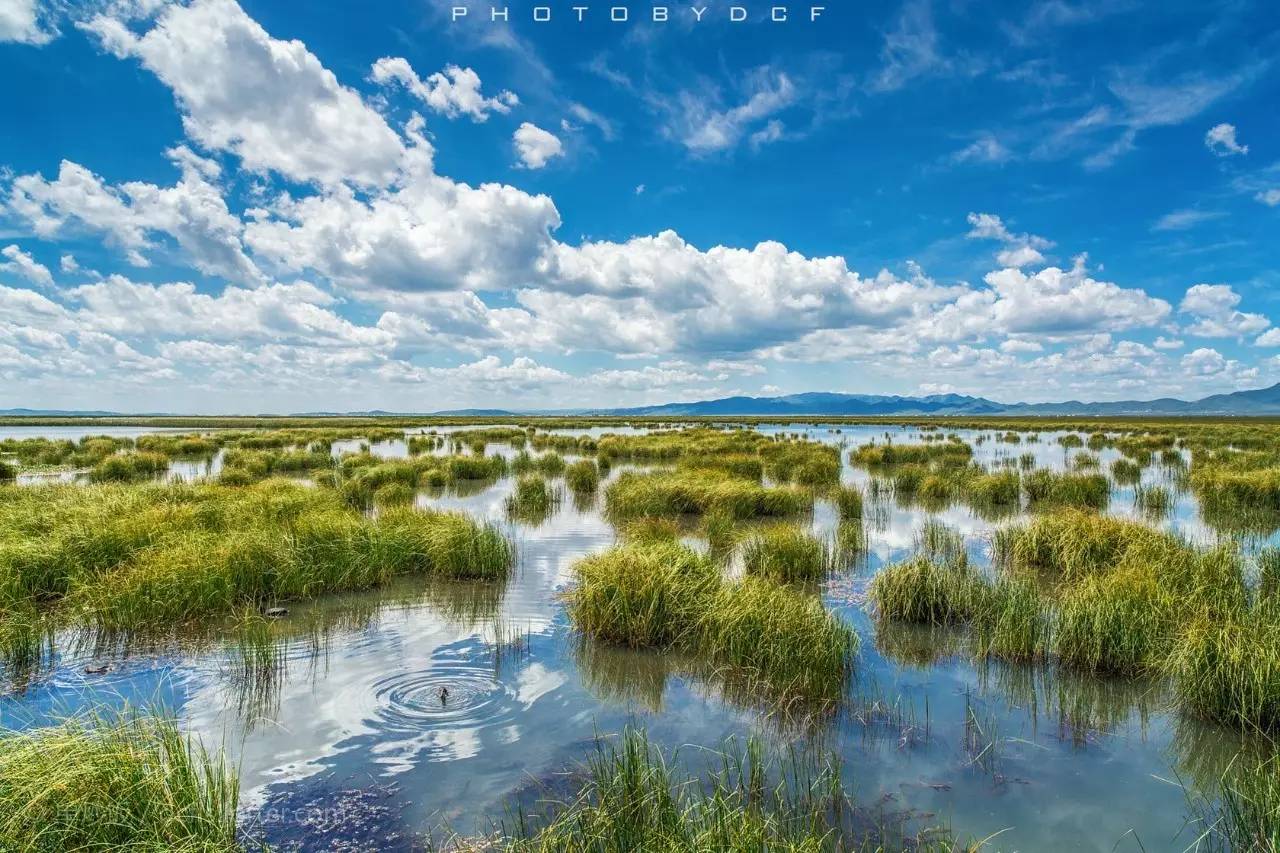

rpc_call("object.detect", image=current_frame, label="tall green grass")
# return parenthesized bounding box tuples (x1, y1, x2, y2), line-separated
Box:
(741, 525, 832, 583)
(0, 714, 241, 851)
(605, 471, 811, 521)
(567, 542, 856, 704)
(0, 481, 514, 633)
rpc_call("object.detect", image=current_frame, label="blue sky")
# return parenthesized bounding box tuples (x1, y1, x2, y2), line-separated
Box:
(1, 0, 1279, 412)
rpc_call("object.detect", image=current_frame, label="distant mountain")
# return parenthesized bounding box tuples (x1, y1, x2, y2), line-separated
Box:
(589, 382, 1280, 417)
(8, 382, 1280, 418)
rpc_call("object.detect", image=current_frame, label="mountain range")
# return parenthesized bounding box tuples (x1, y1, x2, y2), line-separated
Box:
(7, 383, 1280, 418)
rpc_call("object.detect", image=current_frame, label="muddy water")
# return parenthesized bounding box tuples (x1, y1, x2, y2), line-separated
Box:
(0, 424, 1267, 851)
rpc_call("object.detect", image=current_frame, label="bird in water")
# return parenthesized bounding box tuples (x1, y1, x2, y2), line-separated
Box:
(437, 686, 449, 705)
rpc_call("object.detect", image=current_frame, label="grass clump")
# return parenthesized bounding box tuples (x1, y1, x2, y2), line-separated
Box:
(506, 475, 561, 522)
(1167, 609, 1280, 729)
(833, 485, 863, 519)
(870, 556, 979, 625)
(88, 451, 170, 483)
(605, 471, 811, 522)
(741, 525, 832, 583)
(1024, 470, 1109, 509)
(0, 714, 241, 851)
(565, 459, 600, 494)
(850, 440, 972, 466)
(0, 460, 15, 481)
(567, 542, 856, 705)
(0, 481, 514, 632)
(1111, 458, 1142, 484)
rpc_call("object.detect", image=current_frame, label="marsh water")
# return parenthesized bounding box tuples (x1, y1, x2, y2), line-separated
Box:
(0, 423, 1268, 851)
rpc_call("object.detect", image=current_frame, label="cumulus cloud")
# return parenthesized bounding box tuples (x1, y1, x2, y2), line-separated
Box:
(1, 0, 1251, 410)
(0, 0, 56, 44)
(966, 212, 1053, 267)
(0, 245, 54, 288)
(370, 58, 517, 121)
(513, 122, 564, 169)
(82, 0, 406, 187)
(1205, 123, 1248, 156)
(1179, 283, 1270, 338)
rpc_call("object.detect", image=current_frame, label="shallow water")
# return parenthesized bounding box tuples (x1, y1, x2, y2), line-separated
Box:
(0, 424, 1269, 850)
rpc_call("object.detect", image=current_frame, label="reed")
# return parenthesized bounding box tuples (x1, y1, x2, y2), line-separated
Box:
(506, 475, 560, 522)
(1111, 458, 1142, 484)
(0, 714, 241, 851)
(1167, 608, 1280, 729)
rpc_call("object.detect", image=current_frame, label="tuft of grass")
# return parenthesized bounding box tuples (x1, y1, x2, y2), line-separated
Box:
(833, 485, 863, 520)
(1135, 485, 1172, 517)
(0, 460, 15, 481)
(1167, 608, 1280, 729)
(741, 525, 832, 583)
(374, 481, 415, 507)
(567, 542, 856, 705)
(506, 475, 561, 523)
(0, 481, 513, 632)
(870, 556, 979, 625)
(0, 714, 242, 851)
(1111, 458, 1142, 485)
(89, 451, 170, 483)
(605, 471, 812, 521)
(565, 459, 600, 494)
(1023, 470, 1110, 509)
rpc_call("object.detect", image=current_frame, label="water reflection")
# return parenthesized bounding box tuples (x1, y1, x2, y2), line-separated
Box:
(3, 422, 1278, 851)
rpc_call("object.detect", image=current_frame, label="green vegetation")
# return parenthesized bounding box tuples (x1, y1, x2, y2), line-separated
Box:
(0, 714, 240, 852)
(833, 485, 863, 519)
(0, 480, 513, 634)
(507, 475, 561, 522)
(565, 459, 600, 494)
(1023, 470, 1109, 509)
(89, 451, 170, 483)
(505, 728, 956, 852)
(567, 541, 856, 704)
(741, 525, 832, 583)
(605, 471, 811, 521)
(850, 440, 972, 466)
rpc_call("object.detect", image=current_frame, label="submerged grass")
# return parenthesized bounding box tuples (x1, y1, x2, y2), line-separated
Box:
(0, 713, 241, 852)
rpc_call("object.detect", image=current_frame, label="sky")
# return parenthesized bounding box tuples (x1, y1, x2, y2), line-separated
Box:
(1, 0, 1279, 413)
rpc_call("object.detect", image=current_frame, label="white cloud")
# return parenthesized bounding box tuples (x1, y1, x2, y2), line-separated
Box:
(82, 0, 406, 187)
(9, 153, 263, 284)
(1153, 335, 1183, 350)
(966, 212, 1053, 267)
(0, 0, 56, 44)
(1205, 123, 1248, 156)
(949, 134, 1011, 165)
(513, 122, 564, 169)
(370, 58, 517, 121)
(1152, 208, 1225, 232)
(1255, 328, 1280, 347)
(0, 245, 54, 288)
(1257, 189, 1280, 207)
(657, 69, 795, 154)
(1179, 283, 1269, 338)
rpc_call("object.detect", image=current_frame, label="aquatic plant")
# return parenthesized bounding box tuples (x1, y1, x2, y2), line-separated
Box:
(506, 475, 561, 522)
(1167, 608, 1280, 729)
(0, 714, 241, 851)
(1111, 458, 1142, 484)
(850, 440, 972, 466)
(88, 451, 169, 483)
(605, 471, 811, 521)
(870, 556, 980, 625)
(741, 525, 831, 583)
(0, 481, 514, 632)
(503, 728, 956, 852)
(1134, 485, 1171, 517)
(0, 460, 15, 481)
(567, 542, 856, 703)
(565, 459, 600, 494)
(833, 485, 863, 520)
(1023, 470, 1109, 509)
